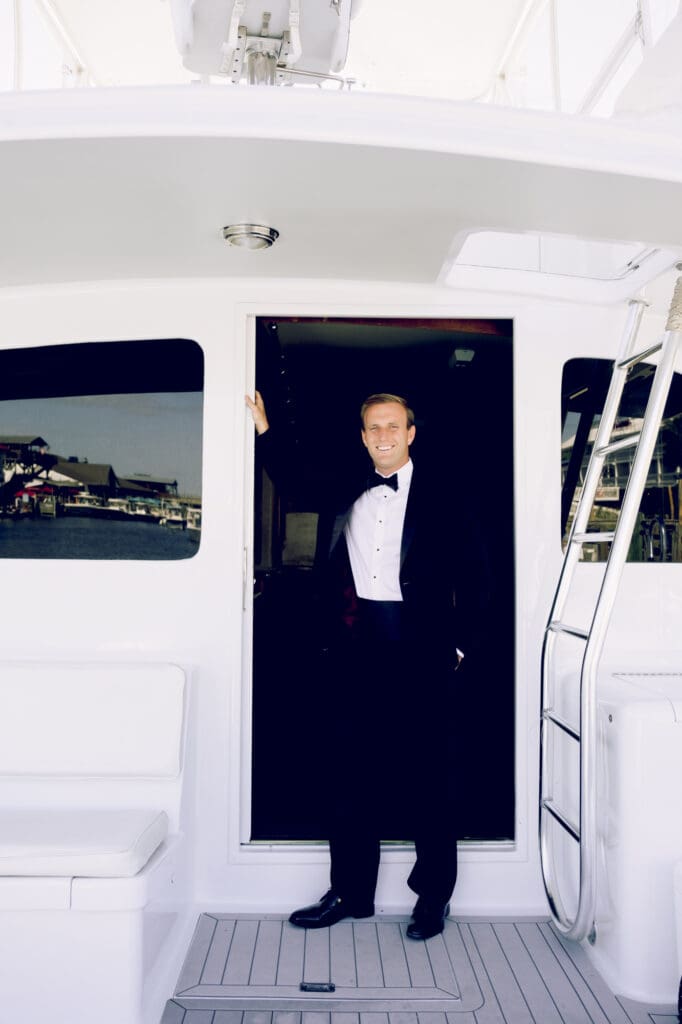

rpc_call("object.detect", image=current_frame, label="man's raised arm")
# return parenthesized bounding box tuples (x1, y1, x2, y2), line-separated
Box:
(245, 390, 270, 435)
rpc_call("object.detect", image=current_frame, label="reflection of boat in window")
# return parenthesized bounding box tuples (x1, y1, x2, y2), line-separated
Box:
(562, 358, 682, 561)
(105, 498, 133, 519)
(61, 492, 109, 517)
(62, 492, 130, 520)
(128, 498, 163, 521)
(159, 504, 187, 528)
(186, 507, 202, 534)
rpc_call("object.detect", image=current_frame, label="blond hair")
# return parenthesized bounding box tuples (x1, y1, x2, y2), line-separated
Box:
(360, 393, 415, 428)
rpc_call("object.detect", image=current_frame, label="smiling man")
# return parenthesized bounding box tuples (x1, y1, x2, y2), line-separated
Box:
(361, 395, 415, 475)
(247, 389, 489, 939)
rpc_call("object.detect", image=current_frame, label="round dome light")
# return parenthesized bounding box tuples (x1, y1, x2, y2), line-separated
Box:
(222, 224, 279, 250)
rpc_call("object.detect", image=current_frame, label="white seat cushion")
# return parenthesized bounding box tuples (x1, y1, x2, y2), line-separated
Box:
(0, 809, 168, 877)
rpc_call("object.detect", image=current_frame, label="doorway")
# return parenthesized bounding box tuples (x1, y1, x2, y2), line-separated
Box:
(250, 317, 514, 842)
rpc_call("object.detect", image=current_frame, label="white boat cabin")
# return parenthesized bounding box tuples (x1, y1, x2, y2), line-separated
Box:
(1, 2, 682, 1022)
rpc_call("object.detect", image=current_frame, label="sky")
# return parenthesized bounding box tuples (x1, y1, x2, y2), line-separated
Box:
(0, 392, 203, 497)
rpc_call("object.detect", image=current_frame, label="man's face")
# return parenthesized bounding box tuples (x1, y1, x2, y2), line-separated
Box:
(361, 401, 415, 476)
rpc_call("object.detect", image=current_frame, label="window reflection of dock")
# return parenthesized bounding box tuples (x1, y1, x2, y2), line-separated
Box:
(1, 435, 201, 536)
(561, 358, 682, 563)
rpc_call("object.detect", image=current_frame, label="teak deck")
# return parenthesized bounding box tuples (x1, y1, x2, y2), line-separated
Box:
(162, 915, 678, 1023)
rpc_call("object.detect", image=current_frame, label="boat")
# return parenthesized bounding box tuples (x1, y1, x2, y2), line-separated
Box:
(105, 497, 134, 519)
(128, 498, 164, 521)
(186, 506, 202, 535)
(1, 1, 682, 1022)
(159, 504, 187, 528)
(62, 492, 131, 520)
(61, 491, 111, 517)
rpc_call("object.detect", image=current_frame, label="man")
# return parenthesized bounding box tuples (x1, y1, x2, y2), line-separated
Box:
(246, 389, 488, 940)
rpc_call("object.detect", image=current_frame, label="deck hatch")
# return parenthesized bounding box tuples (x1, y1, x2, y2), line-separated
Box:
(173, 914, 480, 1011)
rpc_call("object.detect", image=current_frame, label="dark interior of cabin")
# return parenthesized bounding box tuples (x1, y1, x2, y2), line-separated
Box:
(251, 317, 515, 843)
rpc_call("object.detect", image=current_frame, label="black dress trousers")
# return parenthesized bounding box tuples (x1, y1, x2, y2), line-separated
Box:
(326, 597, 459, 908)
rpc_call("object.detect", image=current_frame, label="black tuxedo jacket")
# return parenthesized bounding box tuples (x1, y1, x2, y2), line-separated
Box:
(257, 430, 491, 668)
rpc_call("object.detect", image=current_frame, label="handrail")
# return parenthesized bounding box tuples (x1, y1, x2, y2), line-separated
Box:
(540, 299, 645, 939)
(540, 275, 682, 942)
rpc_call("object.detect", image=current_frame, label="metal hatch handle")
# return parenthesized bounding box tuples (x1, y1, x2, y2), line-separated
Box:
(540, 272, 682, 943)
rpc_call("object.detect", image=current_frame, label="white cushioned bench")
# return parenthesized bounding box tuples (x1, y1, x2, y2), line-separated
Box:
(0, 808, 169, 877)
(0, 661, 189, 1024)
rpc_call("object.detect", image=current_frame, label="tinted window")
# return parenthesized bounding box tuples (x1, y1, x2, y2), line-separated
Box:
(562, 357, 682, 562)
(0, 339, 203, 560)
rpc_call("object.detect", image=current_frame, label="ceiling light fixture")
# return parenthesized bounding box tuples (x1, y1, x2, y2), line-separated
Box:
(448, 347, 476, 369)
(222, 224, 279, 250)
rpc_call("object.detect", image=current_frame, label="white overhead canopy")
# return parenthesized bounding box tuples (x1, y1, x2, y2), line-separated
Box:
(8, 0, 531, 91)
(19, 0, 191, 87)
(1, 86, 681, 294)
(4, 0, 679, 113)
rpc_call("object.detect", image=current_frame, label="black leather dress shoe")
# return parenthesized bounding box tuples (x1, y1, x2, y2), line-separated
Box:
(289, 890, 374, 929)
(406, 898, 451, 940)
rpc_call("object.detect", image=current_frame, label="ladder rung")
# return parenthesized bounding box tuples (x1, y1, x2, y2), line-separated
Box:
(595, 432, 641, 457)
(543, 710, 580, 741)
(572, 531, 615, 544)
(548, 621, 589, 641)
(542, 800, 580, 842)
(617, 341, 662, 370)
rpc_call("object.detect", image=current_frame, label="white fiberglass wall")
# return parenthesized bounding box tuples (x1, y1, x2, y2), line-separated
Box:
(0, 275, 677, 916)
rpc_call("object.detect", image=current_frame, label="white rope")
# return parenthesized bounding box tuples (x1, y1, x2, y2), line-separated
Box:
(666, 275, 682, 332)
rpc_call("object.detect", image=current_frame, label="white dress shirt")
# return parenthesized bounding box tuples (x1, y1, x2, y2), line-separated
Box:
(344, 460, 413, 601)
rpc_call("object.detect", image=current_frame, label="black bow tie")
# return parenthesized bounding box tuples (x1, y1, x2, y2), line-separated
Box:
(367, 472, 398, 492)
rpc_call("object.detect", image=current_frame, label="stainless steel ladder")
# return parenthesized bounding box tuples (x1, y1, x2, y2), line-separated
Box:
(540, 272, 682, 943)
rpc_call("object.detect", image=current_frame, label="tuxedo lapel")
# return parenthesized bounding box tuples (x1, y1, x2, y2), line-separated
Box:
(329, 509, 351, 555)
(328, 471, 370, 556)
(400, 463, 419, 569)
